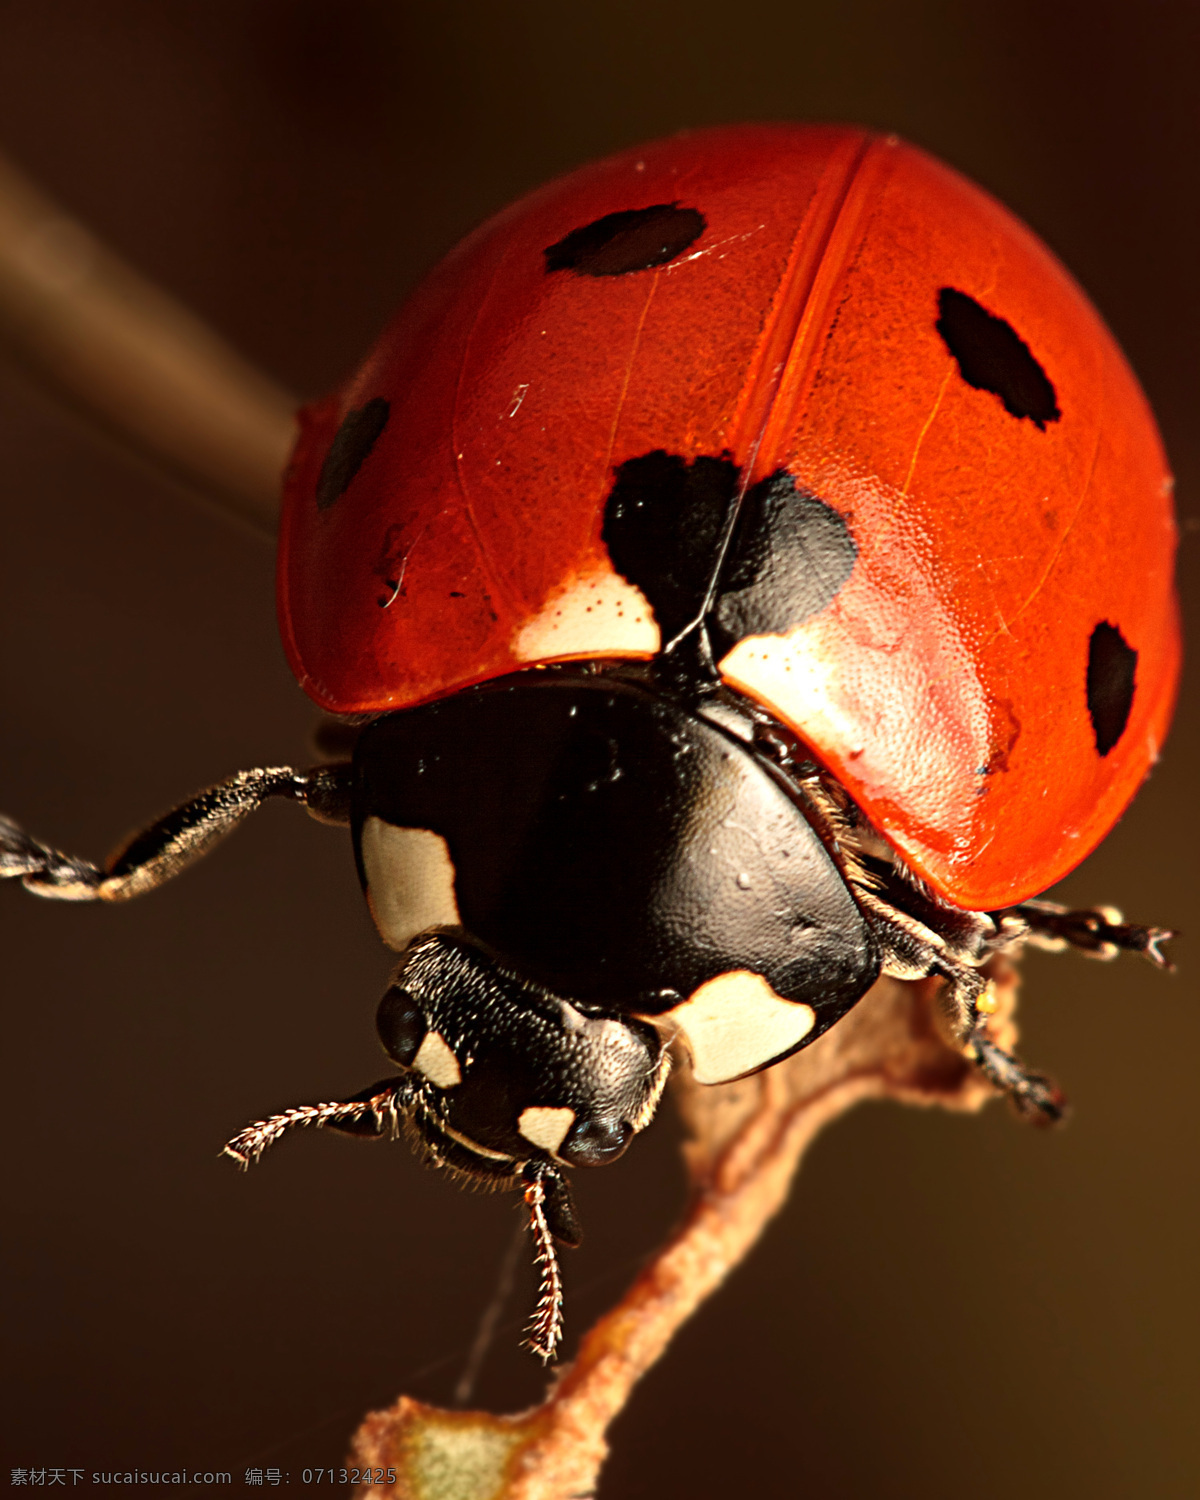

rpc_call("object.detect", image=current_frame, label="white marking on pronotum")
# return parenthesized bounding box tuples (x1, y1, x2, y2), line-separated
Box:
(360, 819, 461, 952)
(517, 1106, 576, 1155)
(507, 383, 530, 417)
(663, 970, 816, 1084)
(413, 1030, 462, 1089)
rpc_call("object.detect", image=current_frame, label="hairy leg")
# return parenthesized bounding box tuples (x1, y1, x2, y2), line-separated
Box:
(997, 898, 1175, 969)
(0, 762, 352, 901)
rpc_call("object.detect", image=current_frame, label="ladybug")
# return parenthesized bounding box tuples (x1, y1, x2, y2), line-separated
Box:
(1, 125, 1179, 1360)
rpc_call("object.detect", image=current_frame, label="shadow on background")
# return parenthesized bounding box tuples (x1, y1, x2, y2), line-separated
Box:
(1, 2, 1196, 1495)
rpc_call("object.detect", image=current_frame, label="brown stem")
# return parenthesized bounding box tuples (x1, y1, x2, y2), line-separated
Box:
(0, 149, 296, 539)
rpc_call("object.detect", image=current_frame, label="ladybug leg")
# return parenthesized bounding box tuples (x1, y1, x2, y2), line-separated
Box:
(842, 844, 1083, 1123)
(995, 898, 1175, 970)
(852, 883, 1067, 1123)
(964, 1028, 1067, 1125)
(935, 961, 1067, 1124)
(0, 762, 352, 903)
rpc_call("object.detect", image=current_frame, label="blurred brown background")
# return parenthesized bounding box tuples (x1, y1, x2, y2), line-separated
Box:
(1, 2, 1196, 1494)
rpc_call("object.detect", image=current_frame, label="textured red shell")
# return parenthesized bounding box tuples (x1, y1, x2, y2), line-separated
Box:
(279, 124, 1179, 912)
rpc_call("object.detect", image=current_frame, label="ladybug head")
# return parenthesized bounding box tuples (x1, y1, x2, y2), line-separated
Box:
(375, 928, 670, 1174)
(222, 926, 670, 1361)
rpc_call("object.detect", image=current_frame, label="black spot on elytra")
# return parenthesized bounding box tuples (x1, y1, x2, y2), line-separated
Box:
(936, 288, 1060, 430)
(544, 204, 706, 277)
(603, 451, 856, 656)
(1087, 621, 1137, 756)
(316, 397, 390, 510)
(711, 471, 857, 656)
(603, 451, 738, 643)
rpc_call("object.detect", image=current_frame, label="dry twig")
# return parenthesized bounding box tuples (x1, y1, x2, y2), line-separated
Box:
(348, 963, 1018, 1499)
(0, 149, 295, 539)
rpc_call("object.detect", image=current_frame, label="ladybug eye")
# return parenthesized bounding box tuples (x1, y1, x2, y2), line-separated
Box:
(558, 1117, 633, 1167)
(375, 984, 427, 1067)
(936, 287, 1060, 430)
(544, 204, 705, 277)
(1087, 621, 1138, 757)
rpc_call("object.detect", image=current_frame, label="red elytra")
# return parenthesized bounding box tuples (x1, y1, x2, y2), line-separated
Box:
(278, 124, 1180, 914)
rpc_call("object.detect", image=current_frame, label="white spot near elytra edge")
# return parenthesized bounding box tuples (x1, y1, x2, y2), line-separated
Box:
(513, 569, 659, 662)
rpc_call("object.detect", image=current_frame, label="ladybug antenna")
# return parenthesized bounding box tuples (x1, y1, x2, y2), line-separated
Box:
(222, 1077, 410, 1167)
(521, 1165, 573, 1364)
